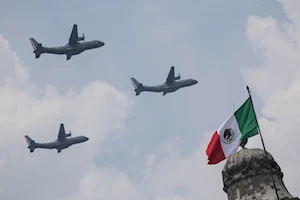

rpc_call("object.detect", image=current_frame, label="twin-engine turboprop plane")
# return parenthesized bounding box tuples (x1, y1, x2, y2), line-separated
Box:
(131, 66, 198, 96)
(24, 124, 89, 153)
(29, 24, 105, 60)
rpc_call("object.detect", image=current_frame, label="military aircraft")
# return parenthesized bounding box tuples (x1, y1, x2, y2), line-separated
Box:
(24, 124, 89, 153)
(130, 66, 198, 96)
(29, 24, 105, 60)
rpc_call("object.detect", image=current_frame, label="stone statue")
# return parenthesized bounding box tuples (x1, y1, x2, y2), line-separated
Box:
(240, 138, 248, 148)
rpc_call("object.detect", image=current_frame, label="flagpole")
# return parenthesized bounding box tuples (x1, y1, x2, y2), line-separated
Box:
(246, 86, 280, 200)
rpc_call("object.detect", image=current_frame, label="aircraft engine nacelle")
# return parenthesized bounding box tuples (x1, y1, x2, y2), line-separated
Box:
(65, 130, 72, 137)
(174, 74, 181, 80)
(77, 34, 85, 41)
(65, 131, 72, 137)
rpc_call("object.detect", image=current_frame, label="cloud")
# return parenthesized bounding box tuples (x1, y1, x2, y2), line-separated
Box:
(241, 15, 300, 101)
(278, 0, 300, 20)
(0, 34, 130, 200)
(241, 0, 300, 197)
(63, 164, 145, 200)
(66, 132, 226, 200)
(139, 134, 225, 200)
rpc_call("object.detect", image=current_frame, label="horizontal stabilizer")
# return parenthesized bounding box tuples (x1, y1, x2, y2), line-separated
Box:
(24, 135, 34, 145)
(130, 78, 141, 89)
(24, 135, 36, 153)
(29, 38, 42, 51)
(29, 38, 42, 59)
(130, 78, 143, 96)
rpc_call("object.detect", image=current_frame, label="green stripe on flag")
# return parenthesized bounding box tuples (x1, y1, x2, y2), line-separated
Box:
(234, 97, 258, 141)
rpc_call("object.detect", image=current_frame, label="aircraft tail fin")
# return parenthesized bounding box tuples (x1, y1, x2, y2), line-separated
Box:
(24, 135, 36, 153)
(130, 78, 143, 96)
(29, 38, 43, 59)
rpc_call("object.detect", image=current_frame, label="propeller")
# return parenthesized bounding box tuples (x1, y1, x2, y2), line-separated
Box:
(65, 130, 72, 137)
(82, 33, 85, 40)
(176, 73, 181, 79)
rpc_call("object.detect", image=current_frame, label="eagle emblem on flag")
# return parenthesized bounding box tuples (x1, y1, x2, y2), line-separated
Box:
(222, 128, 237, 144)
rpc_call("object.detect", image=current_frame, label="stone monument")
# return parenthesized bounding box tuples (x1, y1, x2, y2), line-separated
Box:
(222, 147, 299, 200)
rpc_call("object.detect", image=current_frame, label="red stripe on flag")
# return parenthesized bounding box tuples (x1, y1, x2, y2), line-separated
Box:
(206, 131, 226, 164)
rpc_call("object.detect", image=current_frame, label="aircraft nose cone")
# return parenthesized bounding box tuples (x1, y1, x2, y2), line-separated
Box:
(98, 41, 105, 47)
(84, 137, 89, 141)
(95, 41, 104, 47)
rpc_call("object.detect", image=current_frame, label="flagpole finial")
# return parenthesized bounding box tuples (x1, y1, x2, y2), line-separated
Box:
(246, 86, 251, 97)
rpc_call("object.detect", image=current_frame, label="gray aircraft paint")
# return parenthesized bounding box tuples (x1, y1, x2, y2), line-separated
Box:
(29, 24, 105, 60)
(24, 123, 89, 153)
(131, 66, 198, 96)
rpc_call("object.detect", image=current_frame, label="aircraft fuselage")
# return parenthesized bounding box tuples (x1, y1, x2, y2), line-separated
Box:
(33, 136, 89, 151)
(30, 24, 105, 60)
(131, 66, 197, 96)
(41, 40, 104, 55)
(142, 79, 198, 94)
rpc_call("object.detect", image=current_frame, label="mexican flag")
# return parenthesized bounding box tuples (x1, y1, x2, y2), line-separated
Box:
(206, 97, 258, 164)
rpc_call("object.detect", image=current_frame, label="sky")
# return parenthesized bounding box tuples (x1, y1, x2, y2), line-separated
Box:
(0, 0, 299, 199)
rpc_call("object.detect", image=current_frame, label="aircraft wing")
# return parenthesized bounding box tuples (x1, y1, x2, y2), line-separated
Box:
(166, 66, 175, 84)
(68, 24, 78, 44)
(58, 124, 66, 141)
